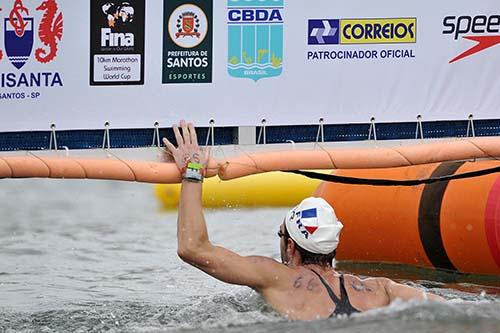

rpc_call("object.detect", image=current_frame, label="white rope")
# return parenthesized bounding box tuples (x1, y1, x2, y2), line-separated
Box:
(102, 121, 111, 150)
(466, 114, 476, 138)
(368, 117, 377, 141)
(415, 114, 424, 139)
(152, 121, 161, 148)
(49, 124, 58, 151)
(205, 119, 215, 146)
(315, 118, 325, 143)
(257, 118, 267, 145)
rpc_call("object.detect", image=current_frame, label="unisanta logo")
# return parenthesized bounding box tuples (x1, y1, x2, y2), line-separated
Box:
(308, 18, 416, 45)
(443, 15, 500, 63)
(3, 0, 63, 68)
(1, 0, 63, 90)
(168, 4, 208, 49)
(227, 0, 283, 82)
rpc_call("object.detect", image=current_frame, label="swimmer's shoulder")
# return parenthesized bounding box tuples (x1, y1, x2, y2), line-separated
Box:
(343, 274, 390, 294)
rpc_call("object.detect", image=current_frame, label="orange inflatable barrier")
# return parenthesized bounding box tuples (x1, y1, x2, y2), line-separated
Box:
(314, 160, 500, 276)
(218, 137, 500, 179)
(0, 156, 219, 183)
(1, 137, 500, 183)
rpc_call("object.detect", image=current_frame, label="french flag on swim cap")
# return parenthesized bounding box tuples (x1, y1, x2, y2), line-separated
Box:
(285, 197, 344, 255)
(299, 208, 319, 235)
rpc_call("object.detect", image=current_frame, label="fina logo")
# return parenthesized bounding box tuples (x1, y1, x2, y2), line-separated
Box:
(227, 0, 283, 82)
(101, 2, 135, 47)
(2, 0, 63, 69)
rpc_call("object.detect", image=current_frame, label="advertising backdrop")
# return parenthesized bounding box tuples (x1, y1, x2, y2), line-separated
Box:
(0, 0, 499, 131)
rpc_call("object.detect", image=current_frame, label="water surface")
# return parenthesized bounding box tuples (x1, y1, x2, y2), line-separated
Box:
(0, 179, 499, 332)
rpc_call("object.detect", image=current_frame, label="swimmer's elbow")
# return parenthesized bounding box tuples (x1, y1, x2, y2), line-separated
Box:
(177, 247, 192, 262)
(177, 243, 212, 265)
(177, 246, 200, 263)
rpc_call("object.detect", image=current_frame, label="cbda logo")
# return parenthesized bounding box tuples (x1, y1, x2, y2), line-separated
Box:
(443, 15, 500, 63)
(227, 0, 283, 82)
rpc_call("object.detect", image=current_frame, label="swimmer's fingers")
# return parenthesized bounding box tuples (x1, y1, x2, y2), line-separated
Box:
(162, 137, 176, 153)
(180, 120, 191, 145)
(203, 146, 211, 166)
(173, 124, 183, 146)
(188, 122, 198, 147)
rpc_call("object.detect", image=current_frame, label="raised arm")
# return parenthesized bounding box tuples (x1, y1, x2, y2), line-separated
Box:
(163, 121, 287, 291)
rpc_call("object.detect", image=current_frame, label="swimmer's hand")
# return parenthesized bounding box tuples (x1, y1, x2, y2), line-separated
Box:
(162, 120, 210, 171)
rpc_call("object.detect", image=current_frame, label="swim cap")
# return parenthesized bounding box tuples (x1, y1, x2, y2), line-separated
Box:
(284, 197, 343, 255)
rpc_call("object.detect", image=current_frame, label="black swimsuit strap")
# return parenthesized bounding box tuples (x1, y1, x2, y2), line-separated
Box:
(339, 274, 350, 300)
(310, 269, 341, 303)
(309, 269, 360, 316)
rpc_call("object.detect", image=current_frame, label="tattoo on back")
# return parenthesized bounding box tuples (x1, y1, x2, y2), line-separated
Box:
(293, 277, 303, 288)
(306, 278, 315, 291)
(351, 280, 373, 292)
(293, 276, 317, 291)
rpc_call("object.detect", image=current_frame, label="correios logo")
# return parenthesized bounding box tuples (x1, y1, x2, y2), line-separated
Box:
(443, 15, 500, 63)
(0, 0, 63, 90)
(309, 18, 416, 45)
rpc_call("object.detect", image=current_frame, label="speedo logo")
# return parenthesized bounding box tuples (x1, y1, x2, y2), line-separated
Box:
(443, 15, 500, 63)
(308, 18, 416, 45)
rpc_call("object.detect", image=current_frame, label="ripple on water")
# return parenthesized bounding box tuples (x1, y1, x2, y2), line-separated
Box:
(1, 248, 46, 256)
(1, 292, 500, 333)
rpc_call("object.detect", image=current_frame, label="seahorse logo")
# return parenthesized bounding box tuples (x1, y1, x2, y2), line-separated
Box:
(35, 0, 63, 63)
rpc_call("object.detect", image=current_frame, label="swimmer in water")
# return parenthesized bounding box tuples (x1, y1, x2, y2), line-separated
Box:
(163, 120, 444, 321)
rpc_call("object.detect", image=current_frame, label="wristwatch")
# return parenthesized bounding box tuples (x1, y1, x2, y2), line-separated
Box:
(182, 162, 205, 183)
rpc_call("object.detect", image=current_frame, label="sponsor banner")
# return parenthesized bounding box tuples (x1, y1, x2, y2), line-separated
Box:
(0, 0, 499, 132)
(227, 0, 284, 82)
(162, 0, 212, 84)
(90, 0, 145, 85)
(442, 15, 500, 63)
(307, 17, 416, 62)
(308, 18, 416, 45)
(0, 0, 64, 102)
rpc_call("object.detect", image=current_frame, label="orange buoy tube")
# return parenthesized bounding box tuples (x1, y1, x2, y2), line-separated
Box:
(1, 137, 500, 184)
(219, 137, 500, 179)
(314, 160, 500, 276)
(0, 156, 218, 184)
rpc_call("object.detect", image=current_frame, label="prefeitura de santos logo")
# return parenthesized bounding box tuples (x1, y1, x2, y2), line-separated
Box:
(168, 4, 208, 48)
(0, 0, 63, 95)
(162, 0, 212, 84)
